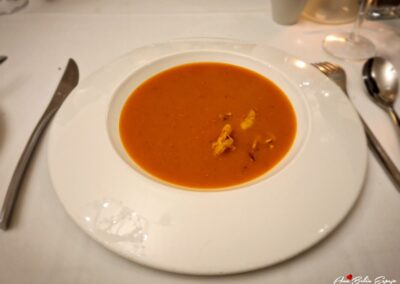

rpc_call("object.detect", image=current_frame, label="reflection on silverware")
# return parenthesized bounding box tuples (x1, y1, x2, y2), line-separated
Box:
(0, 56, 7, 64)
(362, 57, 400, 131)
(313, 62, 400, 192)
(0, 59, 79, 230)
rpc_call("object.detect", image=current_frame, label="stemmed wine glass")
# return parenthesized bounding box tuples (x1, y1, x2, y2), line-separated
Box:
(323, 0, 376, 61)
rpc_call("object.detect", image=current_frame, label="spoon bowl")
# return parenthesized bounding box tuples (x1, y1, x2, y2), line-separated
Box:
(362, 56, 400, 130)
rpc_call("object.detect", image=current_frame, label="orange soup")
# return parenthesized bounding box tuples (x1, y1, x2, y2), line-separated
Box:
(119, 62, 296, 190)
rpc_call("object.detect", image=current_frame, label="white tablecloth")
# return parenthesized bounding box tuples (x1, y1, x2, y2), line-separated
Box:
(1, 1, 400, 283)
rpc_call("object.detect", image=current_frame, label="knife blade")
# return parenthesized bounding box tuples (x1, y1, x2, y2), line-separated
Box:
(0, 59, 79, 230)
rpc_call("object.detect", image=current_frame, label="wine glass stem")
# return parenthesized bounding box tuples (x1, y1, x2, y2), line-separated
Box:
(349, 0, 373, 42)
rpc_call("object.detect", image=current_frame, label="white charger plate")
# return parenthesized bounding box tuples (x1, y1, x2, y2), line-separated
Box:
(47, 38, 367, 275)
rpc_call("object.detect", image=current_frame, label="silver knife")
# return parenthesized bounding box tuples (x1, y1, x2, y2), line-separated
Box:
(0, 59, 79, 230)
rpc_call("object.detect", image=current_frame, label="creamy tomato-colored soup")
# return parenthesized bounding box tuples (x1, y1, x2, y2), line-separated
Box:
(119, 62, 296, 190)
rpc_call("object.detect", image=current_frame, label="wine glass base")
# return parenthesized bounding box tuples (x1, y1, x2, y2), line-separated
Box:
(323, 32, 376, 61)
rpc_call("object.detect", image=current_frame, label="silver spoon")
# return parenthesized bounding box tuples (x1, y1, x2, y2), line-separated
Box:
(362, 57, 400, 130)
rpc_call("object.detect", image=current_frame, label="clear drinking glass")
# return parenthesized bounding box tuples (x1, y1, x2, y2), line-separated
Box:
(0, 0, 28, 15)
(323, 0, 376, 60)
(303, 0, 360, 25)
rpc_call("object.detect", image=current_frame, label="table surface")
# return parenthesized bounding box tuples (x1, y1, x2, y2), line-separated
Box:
(1, 1, 400, 283)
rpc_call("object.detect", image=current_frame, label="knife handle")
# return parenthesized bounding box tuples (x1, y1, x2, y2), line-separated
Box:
(0, 108, 57, 230)
(362, 117, 400, 191)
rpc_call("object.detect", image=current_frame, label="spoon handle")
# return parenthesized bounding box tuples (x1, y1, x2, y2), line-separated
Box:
(388, 107, 400, 130)
(363, 118, 400, 191)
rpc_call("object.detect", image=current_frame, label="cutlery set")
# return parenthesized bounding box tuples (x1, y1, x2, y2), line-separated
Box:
(0, 54, 399, 231)
(313, 61, 400, 191)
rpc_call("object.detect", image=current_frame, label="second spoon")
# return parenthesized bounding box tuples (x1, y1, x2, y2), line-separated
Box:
(362, 56, 400, 130)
